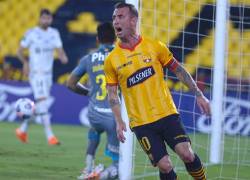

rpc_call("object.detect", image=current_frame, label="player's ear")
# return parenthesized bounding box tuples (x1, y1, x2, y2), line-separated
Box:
(131, 16, 138, 27)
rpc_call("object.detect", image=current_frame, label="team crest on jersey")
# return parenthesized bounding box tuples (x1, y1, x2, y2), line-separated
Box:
(127, 66, 155, 88)
(143, 58, 151, 63)
(142, 55, 152, 63)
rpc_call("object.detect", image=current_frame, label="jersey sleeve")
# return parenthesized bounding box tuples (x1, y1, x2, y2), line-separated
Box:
(20, 30, 32, 48)
(71, 55, 89, 77)
(104, 55, 118, 85)
(157, 41, 173, 67)
(53, 30, 63, 48)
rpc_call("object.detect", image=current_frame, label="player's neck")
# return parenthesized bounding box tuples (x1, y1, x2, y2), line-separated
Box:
(119, 34, 141, 50)
(39, 25, 49, 31)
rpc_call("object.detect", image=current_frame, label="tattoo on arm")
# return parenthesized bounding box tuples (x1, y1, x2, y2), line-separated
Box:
(174, 65, 202, 96)
(107, 86, 120, 107)
(109, 99, 120, 107)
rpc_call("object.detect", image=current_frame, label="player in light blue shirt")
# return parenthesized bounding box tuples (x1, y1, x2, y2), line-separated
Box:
(67, 22, 119, 180)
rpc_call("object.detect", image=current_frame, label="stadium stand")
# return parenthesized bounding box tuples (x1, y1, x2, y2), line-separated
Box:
(140, 0, 250, 91)
(0, 0, 119, 82)
(0, 0, 249, 87)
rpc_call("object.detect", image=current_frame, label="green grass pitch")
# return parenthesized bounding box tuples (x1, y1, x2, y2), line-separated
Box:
(0, 122, 249, 180)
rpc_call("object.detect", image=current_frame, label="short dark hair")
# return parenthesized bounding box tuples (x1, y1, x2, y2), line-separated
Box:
(114, 2, 138, 18)
(97, 22, 116, 43)
(40, 9, 52, 17)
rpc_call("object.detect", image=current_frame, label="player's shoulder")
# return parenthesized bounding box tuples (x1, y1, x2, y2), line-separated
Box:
(24, 27, 38, 36)
(142, 36, 162, 45)
(47, 27, 60, 34)
(143, 36, 169, 51)
(106, 42, 120, 56)
(105, 47, 116, 62)
(89, 48, 98, 54)
(79, 54, 91, 64)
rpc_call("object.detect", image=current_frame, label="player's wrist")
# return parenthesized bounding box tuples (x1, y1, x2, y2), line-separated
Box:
(115, 116, 124, 124)
(194, 88, 203, 97)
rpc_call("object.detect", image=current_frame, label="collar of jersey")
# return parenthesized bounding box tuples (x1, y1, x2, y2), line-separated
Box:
(118, 36, 142, 51)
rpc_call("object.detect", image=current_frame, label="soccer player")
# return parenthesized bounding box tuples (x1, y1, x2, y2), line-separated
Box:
(67, 22, 119, 180)
(104, 2, 211, 180)
(16, 9, 68, 145)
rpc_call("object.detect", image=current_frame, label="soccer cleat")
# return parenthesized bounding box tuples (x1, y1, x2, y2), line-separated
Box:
(15, 128, 28, 143)
(77, 166, 94, 180)
(99, 164, 118, 180)
(77, 164, 105, 180)
(77, 169, 91, 180)
(48, 136, 60, 145)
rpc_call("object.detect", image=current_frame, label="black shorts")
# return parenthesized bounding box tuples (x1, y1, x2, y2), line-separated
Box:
(132, 114, 190, 166)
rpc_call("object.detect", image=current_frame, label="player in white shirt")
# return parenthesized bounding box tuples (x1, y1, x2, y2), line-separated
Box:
(16, 9, 68, 145)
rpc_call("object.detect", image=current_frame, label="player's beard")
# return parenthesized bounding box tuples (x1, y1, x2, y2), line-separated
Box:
(40, 23, 51, 30)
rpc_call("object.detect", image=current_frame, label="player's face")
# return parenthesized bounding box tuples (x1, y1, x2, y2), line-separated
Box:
(39, 14, 53, 29)
(112, 7, 136, 39)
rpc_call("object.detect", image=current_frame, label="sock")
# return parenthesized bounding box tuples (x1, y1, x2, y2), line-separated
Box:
(87, 129, 100, 155)
(19, 119, 29, 133)
(36, 99, 54, 140)
(85, 154, 94, 173)
(159, 169, 177, 180)
(42, 114, 54, 139)
(185, 154, 206, 180)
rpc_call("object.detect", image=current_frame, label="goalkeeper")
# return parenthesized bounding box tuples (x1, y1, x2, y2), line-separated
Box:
(104, 2, 211, 180)
(67, 22, 119, 180)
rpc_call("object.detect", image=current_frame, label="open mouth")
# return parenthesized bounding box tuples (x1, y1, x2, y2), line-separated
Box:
(116, 27, 122, 34)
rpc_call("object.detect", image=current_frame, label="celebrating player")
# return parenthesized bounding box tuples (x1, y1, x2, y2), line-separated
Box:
(16, 9, 68, 145)
(67, 22, 119, 180)
(104, 2, 211, 180)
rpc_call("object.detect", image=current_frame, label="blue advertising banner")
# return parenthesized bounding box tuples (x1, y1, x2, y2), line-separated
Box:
(1, 80, 250, 136)
(0, 80, 89, 126)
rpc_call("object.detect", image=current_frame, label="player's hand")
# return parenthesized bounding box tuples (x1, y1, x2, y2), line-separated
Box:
(116, 120, 127, 143)
(22, 62, 29, 77)
(197, 95, 211, 115)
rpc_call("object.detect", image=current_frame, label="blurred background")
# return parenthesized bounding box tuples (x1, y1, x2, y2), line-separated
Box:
(0, 0, 120, 83)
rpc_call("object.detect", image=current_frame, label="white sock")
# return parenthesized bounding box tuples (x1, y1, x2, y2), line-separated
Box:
(35, 99, 54, 140)
(86, 154, 94, 173)
(42, 114, 54, 139)
(19, 119, 29, 132)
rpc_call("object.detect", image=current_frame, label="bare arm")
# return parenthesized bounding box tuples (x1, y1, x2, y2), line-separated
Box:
(17, 46, 28, 64)
(66, 74, 89, 95)
(107, 85, 126, 142)
(56, 48, 68, 64)
(170, 58, 211, 115)
(17, 46, 29, 76)
(173, 60, 202, 97)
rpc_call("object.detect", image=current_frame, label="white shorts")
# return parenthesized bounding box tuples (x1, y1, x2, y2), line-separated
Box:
(29, 73, 52, 100)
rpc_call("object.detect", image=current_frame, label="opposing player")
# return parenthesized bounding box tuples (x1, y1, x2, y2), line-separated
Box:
(67, 22, 119, 180)
(16, 9, 68, 145)
(104, 2, 211, 180)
